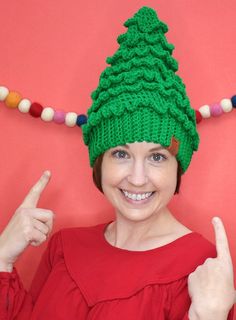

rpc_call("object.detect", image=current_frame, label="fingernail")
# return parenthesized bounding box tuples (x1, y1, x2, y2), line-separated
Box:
(212, 217, 219, 224)
(44, 170, 51, 177)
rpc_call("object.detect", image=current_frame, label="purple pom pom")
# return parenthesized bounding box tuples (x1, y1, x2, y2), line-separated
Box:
(210, 103, 223, 117)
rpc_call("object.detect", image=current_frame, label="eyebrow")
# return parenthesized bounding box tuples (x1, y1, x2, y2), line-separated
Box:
(149, 146, 166, 152)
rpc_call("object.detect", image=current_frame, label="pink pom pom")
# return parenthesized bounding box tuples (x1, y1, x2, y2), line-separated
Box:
(210, 103, 223, 117)
(53, 110, 65, 124)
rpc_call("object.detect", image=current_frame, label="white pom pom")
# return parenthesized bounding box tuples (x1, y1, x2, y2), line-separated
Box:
(0, 86, 9, 101)
(65, 112, 77, 127)
(199, 105, 211, 118)
(18, 99, 31, 113)
(220, 98, 233, 113)
(41, 107, 54, 122)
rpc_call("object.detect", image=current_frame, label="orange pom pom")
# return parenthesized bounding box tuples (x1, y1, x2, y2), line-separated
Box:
(5, 91, 22, 108)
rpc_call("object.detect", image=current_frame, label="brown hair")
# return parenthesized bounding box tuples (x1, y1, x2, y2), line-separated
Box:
(92, 153, 182, 195)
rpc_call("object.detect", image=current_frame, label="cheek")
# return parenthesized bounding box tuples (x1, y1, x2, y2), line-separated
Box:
(163, 166, 178, 193)
(101, 161, 125, 190)
(101, 164, 126, 206)
(151, 164, 177, 192)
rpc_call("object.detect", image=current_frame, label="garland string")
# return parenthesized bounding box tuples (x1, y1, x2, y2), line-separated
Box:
(0, 85, 236, 128)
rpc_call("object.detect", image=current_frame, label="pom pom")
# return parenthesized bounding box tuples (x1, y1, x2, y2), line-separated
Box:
(210, 103, 223, 117)
(65, 112, 77, 127)
(0, 86, 9, 101)
(5, 91, 21, 108)
(231, 95, 236, 108)
(41, 107, 54, 122)
(220, 99, 233, 113)
(53, 110, 65, 124)
(199, 105, 211, 118)
(195, 110, 202, 123)
(29, 102, 43, 117)
(76, 114, 87, 127)
(18, 99, 31, 113)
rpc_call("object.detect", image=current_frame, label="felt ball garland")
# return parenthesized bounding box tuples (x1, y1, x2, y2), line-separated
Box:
(195, 110, 202, 123)
(29, 102, 43, 118)
(0, 85, 235, 128)
(0, 85, 87, 128)
(195, 97, 235, 124)
(231, 95, 236, 107)
(41, 107, 54, 122)
(18, 99, 31, 113)
(5, 91, 21, 108)
(54, 110, 66, 124)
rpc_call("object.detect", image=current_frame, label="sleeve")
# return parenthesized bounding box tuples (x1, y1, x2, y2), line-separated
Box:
(166, 276, 191, 320)
(227, 307, 234, 320)
(0, 231, 61, 320)
(166, 276, 235, 320)
(181, 313, 189, 320)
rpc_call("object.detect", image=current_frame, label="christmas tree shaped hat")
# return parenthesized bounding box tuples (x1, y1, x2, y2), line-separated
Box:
(82, 6, 200, 173)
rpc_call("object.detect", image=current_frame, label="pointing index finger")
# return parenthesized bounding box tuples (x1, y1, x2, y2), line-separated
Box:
(19, 171, 51, 208)
(212, 216, 232, 262)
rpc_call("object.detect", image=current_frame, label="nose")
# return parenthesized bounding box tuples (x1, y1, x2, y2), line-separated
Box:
(127, 160, 148, 186)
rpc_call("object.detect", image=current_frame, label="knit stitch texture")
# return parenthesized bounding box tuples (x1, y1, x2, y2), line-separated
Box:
(82, 6, 200, 172)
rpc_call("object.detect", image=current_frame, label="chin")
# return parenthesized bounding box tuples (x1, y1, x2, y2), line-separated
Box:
(115, 207, 160, 223)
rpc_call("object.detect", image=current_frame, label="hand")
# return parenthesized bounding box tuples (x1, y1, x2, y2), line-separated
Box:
(188, 217, 236, 319)
(0, 171, 54, 271)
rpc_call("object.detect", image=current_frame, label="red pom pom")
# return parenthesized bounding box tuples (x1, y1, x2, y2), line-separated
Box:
(29, 102, 43, 118)
(195, 110, 202, 124)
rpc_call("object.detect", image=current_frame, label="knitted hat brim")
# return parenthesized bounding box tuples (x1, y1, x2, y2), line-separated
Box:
(83, 104, 198, 172)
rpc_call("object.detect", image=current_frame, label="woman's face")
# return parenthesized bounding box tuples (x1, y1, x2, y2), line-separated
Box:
(101, 141, 178, 222)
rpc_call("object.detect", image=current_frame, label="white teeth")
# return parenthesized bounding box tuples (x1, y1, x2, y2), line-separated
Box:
(122, 190, 153, 201)
(136, 194, 142, 201)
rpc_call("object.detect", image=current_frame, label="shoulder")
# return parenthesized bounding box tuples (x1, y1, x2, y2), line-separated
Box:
(168, 219, 216, 262)
(49, 222, 106, 241)
(59, 222, 106, 242)
(165, 231, 216, 281)
(185, 231, 216, 257)
(49, 222, 107, 254)
(45, 222, 107, 266)
(176, 230, 216, 259)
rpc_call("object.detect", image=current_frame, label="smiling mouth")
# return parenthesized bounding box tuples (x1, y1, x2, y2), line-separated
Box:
(120, 189, 155, 201)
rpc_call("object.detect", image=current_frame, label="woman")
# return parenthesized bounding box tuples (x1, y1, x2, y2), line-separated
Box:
(0, 6, 235, 319)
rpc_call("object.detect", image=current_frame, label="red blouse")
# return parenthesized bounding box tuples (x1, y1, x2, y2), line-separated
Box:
(0, 222, 234, 320)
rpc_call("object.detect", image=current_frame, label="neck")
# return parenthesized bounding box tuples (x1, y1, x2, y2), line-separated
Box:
(105, 208, 178, 251)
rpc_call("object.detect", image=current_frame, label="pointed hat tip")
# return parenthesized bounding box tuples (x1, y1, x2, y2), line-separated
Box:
(136, 6, 157, 14)
(134, 6, 158, 19)
(125, 6, 167, 33)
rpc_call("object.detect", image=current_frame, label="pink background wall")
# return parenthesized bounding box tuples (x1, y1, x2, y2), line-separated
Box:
(0, 0, 235, 312)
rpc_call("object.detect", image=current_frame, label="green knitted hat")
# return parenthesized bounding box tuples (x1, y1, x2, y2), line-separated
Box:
(82, 6, 200, 172)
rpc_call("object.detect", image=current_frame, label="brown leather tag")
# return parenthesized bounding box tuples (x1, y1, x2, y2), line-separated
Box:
(166, 136, 179, 156)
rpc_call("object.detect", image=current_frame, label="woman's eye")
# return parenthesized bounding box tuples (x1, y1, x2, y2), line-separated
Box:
(111, 150, 129, 159)
(150, 153, 166, 162)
